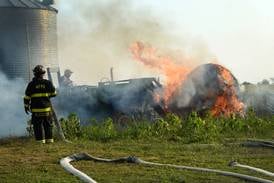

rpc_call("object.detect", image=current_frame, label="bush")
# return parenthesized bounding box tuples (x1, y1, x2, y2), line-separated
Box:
(151, 113, 182, 140)
(58, 111, 274, 143)
(122, 122, 152, 139)
(82, 118, 117, 141)
(179, 112, 218, 143)
(60, 113, 81, 140)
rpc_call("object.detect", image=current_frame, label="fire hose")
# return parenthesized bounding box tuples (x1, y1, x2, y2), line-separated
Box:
(60, 153, 274, 183)
(241, 139, 274, 149)
(229, 161, 274, 178)
(51, 105, 71, 143)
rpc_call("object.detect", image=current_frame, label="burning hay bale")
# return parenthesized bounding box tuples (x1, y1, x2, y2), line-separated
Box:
(168, 63, 244, 117)
(130, 42, 244, 117)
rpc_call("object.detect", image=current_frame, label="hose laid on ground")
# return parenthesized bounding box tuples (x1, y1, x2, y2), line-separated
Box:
(60, 153, 273, 183)
(51, 106, 71, 143)
(241, 139, 274, 149)
(229, 161, 274, 178)
(60, 154, 97, 183)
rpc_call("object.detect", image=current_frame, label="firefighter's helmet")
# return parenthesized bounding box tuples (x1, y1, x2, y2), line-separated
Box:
(33, 65, 46, 76)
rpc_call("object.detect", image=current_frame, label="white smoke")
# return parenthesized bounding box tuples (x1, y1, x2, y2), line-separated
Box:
(56, 0, 213, 85)
(51, 0, 218, 120)
(241, 84, 274, 115)
(0, 73, 28, 137)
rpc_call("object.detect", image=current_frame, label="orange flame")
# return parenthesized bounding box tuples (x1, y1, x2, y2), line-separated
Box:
(211, 65, 244, 116)
(130, 41, 193, 105)
(130, 41, 244, 117)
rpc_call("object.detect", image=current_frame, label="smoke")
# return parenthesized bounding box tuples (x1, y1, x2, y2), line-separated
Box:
(0, 73, 28, 137)
(56, 0, 214, 85)
(241, 84, 274, 115)
(53, 0, 220, 120)
(54, 77, 160, 122)
(54, 87, 99, 121)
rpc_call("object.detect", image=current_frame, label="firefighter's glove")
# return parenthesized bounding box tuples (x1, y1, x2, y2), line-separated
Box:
(24, 106, 30, 115)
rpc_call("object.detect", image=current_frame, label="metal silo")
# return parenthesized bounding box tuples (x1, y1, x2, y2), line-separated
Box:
(0, 0, 58, 81)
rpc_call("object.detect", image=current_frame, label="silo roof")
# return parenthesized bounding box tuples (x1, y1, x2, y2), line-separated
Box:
(0, 0, 57, 12)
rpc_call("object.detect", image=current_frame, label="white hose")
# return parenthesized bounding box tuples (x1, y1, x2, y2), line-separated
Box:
(60, 153, 273, 183)
(60, 155, 97, 183)
(229, 161, 274, 178)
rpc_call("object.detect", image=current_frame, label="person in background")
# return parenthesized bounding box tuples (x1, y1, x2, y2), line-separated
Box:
(24, 65, 57, 144)
(60, 69, 73, 87)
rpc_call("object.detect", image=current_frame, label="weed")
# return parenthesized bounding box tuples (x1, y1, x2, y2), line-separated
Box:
(56, 111, 273, 143)
(60, 113, 81, 140)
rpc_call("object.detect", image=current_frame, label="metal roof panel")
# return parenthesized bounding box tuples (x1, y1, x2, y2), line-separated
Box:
(0, 0, 57, 12)
(8, 0, 25, 7)
(19, 0, 38, 8)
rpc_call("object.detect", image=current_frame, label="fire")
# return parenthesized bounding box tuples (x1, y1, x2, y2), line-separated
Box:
(130, 41, 244, 117)
(211, 65, 244, 116)
(130, 41, 193, 105)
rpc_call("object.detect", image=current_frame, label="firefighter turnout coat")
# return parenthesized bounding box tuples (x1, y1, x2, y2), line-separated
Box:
(24, 78, 57, 113)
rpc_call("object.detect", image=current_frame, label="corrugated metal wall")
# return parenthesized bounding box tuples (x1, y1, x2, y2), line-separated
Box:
(0, 8, 58, 81)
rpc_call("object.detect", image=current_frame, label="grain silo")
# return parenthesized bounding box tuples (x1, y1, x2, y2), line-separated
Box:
(0, 0, 58, 81)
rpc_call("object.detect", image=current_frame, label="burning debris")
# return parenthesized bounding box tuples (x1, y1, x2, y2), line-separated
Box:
(130, 41, 194, 105)
(168, 63, 244, 117)
(210, 65, 244, 116)
(54, 42, 246, 122)
(130, 41, 244, 117)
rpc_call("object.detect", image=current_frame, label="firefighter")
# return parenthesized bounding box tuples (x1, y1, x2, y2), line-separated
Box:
(24, 65, 57, 144)
(60, 69, 73, 87)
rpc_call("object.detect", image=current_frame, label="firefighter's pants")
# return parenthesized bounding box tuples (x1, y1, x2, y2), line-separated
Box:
(32, 113, 53, 142)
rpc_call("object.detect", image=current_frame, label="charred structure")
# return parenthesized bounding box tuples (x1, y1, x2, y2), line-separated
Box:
(54, 64, 245, 121)
(55, 78, 162, 122)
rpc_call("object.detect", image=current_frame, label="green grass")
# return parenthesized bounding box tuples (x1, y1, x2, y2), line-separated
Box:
(0, 137, 273, 183)
(0, 112, 273, 182)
